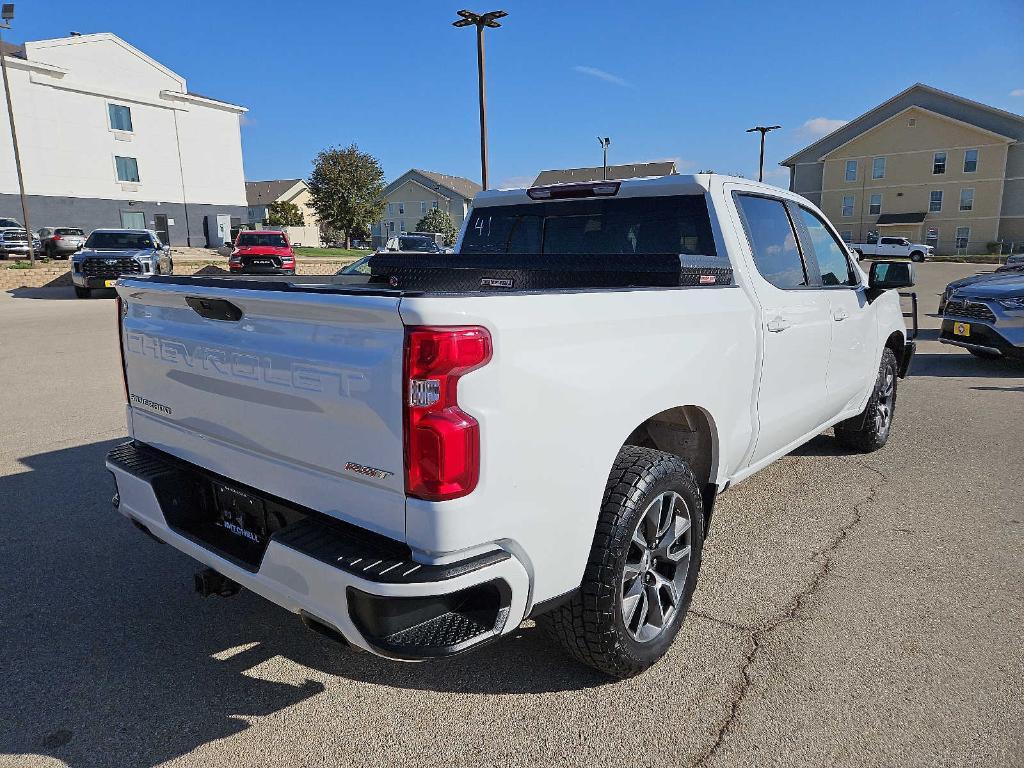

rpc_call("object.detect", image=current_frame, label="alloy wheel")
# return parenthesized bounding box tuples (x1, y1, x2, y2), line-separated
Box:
(621, 491, 692, 642)
(875, 367, 896, 434)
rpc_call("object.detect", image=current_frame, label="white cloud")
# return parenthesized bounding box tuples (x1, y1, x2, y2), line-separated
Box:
(1011, 89, 1024, 97)
(798, 117, 848, 138)
(573, 66, 630, 87)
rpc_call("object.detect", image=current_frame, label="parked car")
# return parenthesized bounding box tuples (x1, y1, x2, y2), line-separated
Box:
(228, 230, 296, 275)
(71, 229, 172, 298)
(385, 234, 445, 253)
(996, 253, 1024, 273)
(852, 236, 932, 262)
(940, 272, 1024, 360)
(106, 174, 915, 678)
(939, 264, 1024, 314)
(0, 221, 42, 259)
(37, 226, 86, 258)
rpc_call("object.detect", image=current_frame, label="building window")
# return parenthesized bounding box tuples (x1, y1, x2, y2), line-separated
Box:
(929, 190, 943, 213)
(398, 202, 405, 215)
(933, 151, 947, 175)
(907, 118, 917, 127)
(388, 203, 394, 216)
(840, 230, 853, 243)
(963, 149, 978, 173)
(120, 210, 146, 229)
(844, 160, 857, 182)
(431, 200, 438, 210)
(400, 220, 405, 233)
(872, 157, 886, 179)
(869, 194, 882, 215)
(955, 226, 970, 249)
(926, 228, 939, 248)
(388, 220, 394, 232)
(959, 188, 974, 212)
(114, 156, 140, 183)
(841, 195, 855, 218)
(420, 201, 427, 214)
(108, 104, 133, 132)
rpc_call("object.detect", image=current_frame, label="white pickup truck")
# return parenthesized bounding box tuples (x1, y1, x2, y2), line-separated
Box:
(107, 175, 916, 677)
(852, 236, 933, 262)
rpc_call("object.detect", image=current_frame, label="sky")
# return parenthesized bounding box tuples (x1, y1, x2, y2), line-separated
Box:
(12, 0, 1024, 189)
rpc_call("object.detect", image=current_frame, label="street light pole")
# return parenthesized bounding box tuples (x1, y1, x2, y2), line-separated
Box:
(745, 124, 781, 183)
(452, 9, 506, 190)
(598, 137, 610, 180)
(0, 4, 35, 266)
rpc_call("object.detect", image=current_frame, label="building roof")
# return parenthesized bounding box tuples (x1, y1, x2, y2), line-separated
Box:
(782, 83, 1024, 167)
(245, 179, 306, 206)
(532, 161, 677, 186)
(411, 169, 482, 200)
(876, 212, 928, 225)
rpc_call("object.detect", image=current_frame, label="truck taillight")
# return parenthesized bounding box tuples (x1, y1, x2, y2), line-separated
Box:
(115, 295, 129, 403)
(403, 326, 492, 501)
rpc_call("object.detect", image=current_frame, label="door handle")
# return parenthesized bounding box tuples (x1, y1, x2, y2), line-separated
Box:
(832, 308, 849, 321)
(767, 316, 791, 333)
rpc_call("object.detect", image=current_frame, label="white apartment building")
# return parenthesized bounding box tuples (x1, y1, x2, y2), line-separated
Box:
(0, 33, 247, 246)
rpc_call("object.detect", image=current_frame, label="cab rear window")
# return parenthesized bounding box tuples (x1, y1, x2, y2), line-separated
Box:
(460, 195, 719, 260)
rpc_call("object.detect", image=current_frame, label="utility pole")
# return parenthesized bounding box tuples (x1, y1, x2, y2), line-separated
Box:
(452, 9, 506, 190)
(597, 137, 610, 180)
(0, 4, 34, 266)
(745, 125, 781, 183)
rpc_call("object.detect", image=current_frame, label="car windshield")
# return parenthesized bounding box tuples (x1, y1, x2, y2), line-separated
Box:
(398, 236, 436, 252)
(0, 218, 22, 228)
(56, 228, 84, 236)
(238, 233, 287, 248)
(85, 232, 153, 249)
(459, 195, 718, 257)
(340, 255, 372, 275)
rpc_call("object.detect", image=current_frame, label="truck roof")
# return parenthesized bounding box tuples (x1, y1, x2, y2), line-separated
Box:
(475, 173, 792, 208)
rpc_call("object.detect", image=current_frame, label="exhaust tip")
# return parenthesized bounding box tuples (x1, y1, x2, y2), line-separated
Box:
(194, 567, 241, 598)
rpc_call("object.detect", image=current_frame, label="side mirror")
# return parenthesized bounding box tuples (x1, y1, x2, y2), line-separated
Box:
(869, 260, 915, 290)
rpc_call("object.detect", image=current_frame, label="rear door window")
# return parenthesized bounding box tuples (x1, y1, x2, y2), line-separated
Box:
(735, 195, 808, 289)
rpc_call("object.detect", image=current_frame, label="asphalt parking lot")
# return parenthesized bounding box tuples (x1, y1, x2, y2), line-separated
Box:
(1, 263, 1022, 768)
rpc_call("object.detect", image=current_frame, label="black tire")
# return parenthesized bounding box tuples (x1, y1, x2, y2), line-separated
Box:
(854, 249, 864, 260)
(538, 445, 705, 678)
(74, 286, 91, 299)
(910, 251, 925, 263)
(968, 347, 1002, 360)
(835, 347, 898, 452)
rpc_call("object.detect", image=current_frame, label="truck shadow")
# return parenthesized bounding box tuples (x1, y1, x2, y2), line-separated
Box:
(910, 351, 1023, 378)
(0, 440, 603, 767)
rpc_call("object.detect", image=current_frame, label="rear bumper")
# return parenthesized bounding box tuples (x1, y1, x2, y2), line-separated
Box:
(105, 441, 529, 660)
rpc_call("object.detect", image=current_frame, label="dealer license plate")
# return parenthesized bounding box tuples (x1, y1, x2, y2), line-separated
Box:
(104, 279, 117, 288)
(953, 322, 970, 337)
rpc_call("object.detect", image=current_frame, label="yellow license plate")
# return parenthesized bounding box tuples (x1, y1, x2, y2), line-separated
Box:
(953, 322, 971, 337)
(104, 279, 117, 288)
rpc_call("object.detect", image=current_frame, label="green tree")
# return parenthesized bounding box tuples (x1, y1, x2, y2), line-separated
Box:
(307, 144, 386, 248)
(415, 208, 458, 246)
(267, 201, 304, 227)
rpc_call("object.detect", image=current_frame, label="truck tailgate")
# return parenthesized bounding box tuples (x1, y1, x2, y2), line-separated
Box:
(117, 279, 407, 541)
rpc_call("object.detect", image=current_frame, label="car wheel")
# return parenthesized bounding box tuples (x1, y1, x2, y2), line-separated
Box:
(910, 251, 925, 262)
(74, 286, 91, 299)
(835, 347, 898, 452)
(538, 445, 705, 678)
(968, 348, 1001, 360)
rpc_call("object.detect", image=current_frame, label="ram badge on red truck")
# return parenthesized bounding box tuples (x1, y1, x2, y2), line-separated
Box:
(106, 174, 916, 677)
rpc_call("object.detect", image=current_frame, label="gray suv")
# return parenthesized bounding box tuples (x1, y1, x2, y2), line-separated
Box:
(37, 227, 86, 258)
(71, 229, 173, 298)
(940, 273, 1024, 360)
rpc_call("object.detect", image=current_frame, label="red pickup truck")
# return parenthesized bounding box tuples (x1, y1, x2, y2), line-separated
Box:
(229, 230, 296, 275)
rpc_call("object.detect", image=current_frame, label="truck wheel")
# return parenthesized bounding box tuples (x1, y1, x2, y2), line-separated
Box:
(539, 445, 705, 678)
(74, 286, 91, 299)
(854, 249, 864, 260)
(835, 347, 898, 452)
(910, 251, 925, 262)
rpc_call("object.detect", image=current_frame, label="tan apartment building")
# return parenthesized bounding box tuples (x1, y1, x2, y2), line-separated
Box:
(783, 84, 1024, 254)
(245, 178, 322, 246)
(373, 169, 481, 247)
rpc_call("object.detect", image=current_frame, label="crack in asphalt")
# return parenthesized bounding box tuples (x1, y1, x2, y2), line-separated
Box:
(690, 461, 887, 768)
